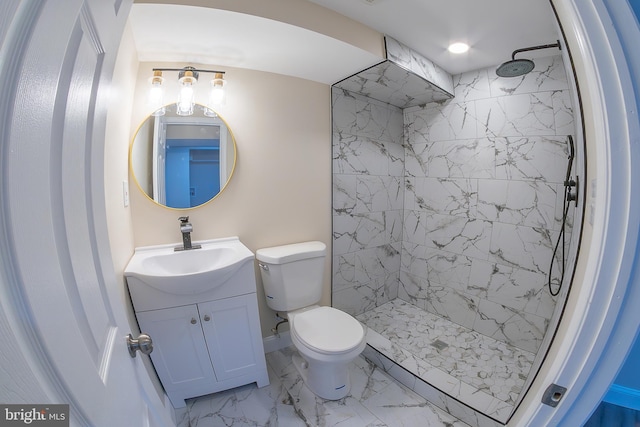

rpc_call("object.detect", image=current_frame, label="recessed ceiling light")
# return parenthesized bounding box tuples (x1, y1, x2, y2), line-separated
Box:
(448, 42, 469, 54)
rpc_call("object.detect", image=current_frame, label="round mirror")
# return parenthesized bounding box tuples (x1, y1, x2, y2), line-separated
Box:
(130, 104, 236, 209)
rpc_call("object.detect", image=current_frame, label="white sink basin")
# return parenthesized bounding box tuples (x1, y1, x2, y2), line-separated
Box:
(124, 237, 254, 295)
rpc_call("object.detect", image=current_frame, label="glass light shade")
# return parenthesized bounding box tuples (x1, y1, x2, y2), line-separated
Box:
(177, 84, 195, 116)
(203, 107, 218, 118)
(148, 71, 165, 116)
(177, 69, 197, 116)
(208, 73, 226, 107)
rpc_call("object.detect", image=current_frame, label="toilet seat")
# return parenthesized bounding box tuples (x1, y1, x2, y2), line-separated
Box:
(290, 306, 364, 355)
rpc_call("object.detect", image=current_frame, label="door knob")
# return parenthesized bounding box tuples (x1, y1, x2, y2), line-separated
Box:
(203, 315, 211, 322)
(127, 333, 153, 358)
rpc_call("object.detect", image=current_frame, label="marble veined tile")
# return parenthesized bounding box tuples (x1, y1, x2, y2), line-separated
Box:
(355, 243, 401, 284)
(473, 299, 547, 353)
(332, 252, 355, 292)
(264, 346, 470, 427)
(176, 365, 305, 427)
(333, 174, 357, 215)
(453, 69, 491, 103)
(425, 286, 478, 330)
(332, 88, 357, 134)
(423, 214, 492, 260)
(402, 209, 427, 246)
(405, 101, 478, 144)
(489, 222, 557, 276)
(332, 87, 404, 143)
(494, 135, 571, 183)
(476, 92, 556, 138)
(355, 175, 404, 213)
(468, 258, 557, 320)
(336, 60, 453, 108)
(404, 140, 430, 178)
(552, 89, 575, 136)
(356, 299, 535, 423)
(332, 280, 377, 317)
(477, 179, 559, 230)
(355, 95, 404, 143)
(404, 177, 478, 218)
(332, 132, 391, 176)
(426, 138, 496, 179)
(401, 243, 473, 290)
(338, 211, 402, 254)
(385, 36, 454, 95)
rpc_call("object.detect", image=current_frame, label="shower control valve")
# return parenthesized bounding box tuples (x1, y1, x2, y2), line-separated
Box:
(566, 176, 579, 203)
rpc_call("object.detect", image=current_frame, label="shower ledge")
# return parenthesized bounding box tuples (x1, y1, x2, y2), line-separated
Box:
(333, 36, 454, 109)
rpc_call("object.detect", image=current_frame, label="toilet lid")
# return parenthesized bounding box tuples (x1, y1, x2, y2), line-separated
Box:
(292, 306, 364, 353)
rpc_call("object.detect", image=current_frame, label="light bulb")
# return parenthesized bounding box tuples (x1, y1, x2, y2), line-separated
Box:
(176, 69, 197, 116)
(208, 73, 226, 107)
(177, 85, 194, 116)
(448, 42, 469, 54)
(147, 70, 165, 116)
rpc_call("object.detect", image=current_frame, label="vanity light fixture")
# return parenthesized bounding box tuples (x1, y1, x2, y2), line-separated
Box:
(148, 66, 227, 117)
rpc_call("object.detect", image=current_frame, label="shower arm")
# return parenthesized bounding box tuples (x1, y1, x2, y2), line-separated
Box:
(511, 41, 561, 60)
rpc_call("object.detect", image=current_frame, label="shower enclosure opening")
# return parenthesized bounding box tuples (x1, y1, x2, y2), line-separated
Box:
(331, 48, 583, 425)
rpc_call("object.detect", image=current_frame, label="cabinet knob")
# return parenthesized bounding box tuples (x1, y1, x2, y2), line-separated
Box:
(190, 318, 197, 325)
(203, 315, 211, 322)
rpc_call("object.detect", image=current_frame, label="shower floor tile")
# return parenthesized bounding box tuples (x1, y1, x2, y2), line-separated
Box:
(356, 298, 535, 420)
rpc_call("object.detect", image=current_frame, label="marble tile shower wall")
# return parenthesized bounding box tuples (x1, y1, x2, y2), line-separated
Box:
(332, 55, 573, 355)
(401, 55, 574, 353)
(332, 88, 405, 316)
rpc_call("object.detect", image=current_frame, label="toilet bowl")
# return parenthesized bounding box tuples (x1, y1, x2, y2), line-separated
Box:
(288, 305, 366, 400)
(256, 241, 367, 400)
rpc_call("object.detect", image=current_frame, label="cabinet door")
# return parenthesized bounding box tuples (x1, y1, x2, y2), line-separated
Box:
(199, 294, 264, 381)
(136, 305, 216, 390)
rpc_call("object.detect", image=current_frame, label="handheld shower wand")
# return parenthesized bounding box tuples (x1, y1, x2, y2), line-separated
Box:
(548, 135, 577, 296)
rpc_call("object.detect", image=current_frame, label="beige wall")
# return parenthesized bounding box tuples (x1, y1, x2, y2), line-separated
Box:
(104, 21, 140, 324)
(116, 60, 332, 337)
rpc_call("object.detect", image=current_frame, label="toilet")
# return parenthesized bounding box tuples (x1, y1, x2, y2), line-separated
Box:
(256, 241, 366, 400)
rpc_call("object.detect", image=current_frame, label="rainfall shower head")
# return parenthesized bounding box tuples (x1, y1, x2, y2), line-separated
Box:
(496, 59, 535, 78)
(496, 41, 561, 77)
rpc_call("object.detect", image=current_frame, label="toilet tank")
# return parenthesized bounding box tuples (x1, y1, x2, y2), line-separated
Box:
(256, 241, 326, 312)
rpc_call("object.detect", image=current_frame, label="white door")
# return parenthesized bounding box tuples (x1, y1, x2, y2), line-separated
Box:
(1, 1, 172, 425)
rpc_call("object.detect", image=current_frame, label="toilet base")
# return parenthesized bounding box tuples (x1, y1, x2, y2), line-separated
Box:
(292, 353, 351, 400)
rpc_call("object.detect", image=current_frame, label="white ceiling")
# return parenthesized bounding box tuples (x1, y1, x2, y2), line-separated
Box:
(129, 4, 382, 85)
(129, 1, 560, 84)
(309, 0, 560, 76)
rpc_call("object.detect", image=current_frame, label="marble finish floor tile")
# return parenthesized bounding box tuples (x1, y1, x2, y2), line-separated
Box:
(356, 299, 535, 410)
(177, 347, 469, 427)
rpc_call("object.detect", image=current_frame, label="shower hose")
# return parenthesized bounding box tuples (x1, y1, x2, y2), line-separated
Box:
(548, 135, 576, 297)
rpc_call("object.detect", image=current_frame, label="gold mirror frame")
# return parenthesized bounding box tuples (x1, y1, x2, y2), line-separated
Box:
(129, 104, 237, 209)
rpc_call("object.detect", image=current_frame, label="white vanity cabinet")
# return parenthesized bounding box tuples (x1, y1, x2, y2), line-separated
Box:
(135, 293, 267, 407)
(124, 237, 269, 408)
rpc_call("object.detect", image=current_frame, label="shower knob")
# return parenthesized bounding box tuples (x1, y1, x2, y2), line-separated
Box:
(566, 177, 579, 203)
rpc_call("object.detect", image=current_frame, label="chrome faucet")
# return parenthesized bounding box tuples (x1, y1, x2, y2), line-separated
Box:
(175, 216, 201, 251)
